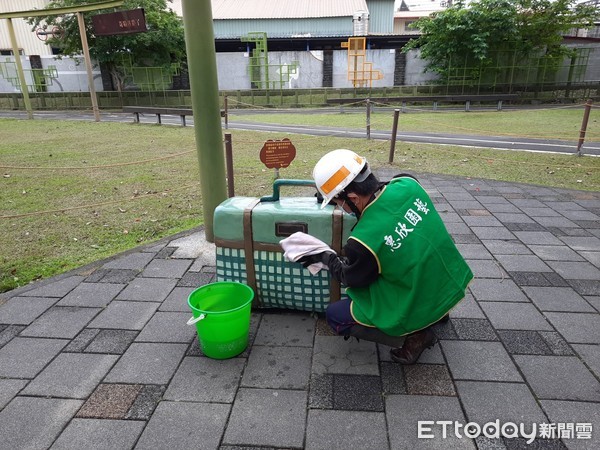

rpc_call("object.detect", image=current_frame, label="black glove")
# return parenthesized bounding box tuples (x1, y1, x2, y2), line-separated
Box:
(298, 251, 335, 269)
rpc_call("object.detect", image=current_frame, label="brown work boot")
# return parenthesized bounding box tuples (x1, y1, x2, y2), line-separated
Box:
(389, 327, 437, 365)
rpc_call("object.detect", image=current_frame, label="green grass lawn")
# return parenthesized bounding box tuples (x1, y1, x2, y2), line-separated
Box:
(1, 114, 599, 293)
(232, 105, 600, 142)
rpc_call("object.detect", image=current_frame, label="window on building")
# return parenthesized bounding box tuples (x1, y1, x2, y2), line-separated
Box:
(0, 49, 25, 56)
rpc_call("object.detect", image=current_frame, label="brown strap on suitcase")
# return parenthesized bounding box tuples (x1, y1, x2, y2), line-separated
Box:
(329, 207, 343, 303)
(242, 198, 344, 306)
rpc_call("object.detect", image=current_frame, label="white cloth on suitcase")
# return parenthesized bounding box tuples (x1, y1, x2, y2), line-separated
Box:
(280, 231, 336, 275)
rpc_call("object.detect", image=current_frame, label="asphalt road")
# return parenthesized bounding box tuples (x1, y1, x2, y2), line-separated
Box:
(225, 120, 600, 156)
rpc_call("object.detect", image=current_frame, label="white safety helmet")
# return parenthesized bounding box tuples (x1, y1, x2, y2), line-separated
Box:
(313, 149, 371, 208)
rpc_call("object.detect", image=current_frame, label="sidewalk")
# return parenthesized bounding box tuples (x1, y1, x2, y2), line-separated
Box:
(1, 171, 599, 449)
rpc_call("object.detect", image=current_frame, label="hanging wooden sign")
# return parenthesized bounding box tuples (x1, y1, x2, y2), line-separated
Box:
(92, 9, 147, 36)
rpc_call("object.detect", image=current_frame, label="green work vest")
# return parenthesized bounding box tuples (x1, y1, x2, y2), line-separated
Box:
(347, 177, 473, 336)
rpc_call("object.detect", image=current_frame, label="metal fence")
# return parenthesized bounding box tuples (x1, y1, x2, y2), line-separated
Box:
(444, 48, 594, 95)
(1, 83, 599, 111)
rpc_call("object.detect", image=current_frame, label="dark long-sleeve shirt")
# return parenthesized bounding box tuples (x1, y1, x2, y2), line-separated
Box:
(323, 173, 419, 289)
(323, 240, 378, 288)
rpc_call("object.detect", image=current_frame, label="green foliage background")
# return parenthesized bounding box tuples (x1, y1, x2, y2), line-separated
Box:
(28, 0, 185, 90)
(404, 0, 598, 84)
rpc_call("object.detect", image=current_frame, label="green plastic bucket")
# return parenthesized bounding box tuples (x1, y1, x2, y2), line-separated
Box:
(186, 281, 254, 359)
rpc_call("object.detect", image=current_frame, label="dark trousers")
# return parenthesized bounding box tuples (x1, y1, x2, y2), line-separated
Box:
(325, 299, 358, 335)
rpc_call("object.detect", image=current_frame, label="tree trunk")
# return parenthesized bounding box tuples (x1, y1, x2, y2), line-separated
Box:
(107, 62, 124, 107)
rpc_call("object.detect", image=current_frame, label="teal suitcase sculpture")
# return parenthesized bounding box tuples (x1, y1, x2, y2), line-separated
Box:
(214, 180, 356, 312)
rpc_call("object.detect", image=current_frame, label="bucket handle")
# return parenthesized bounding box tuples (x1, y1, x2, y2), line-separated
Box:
(186, 314, 206, 325)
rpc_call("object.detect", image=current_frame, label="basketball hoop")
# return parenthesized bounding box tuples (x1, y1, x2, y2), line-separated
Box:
(52, 26, 65, 40)
(35, 26, 64, 41)
(35, 27, 48, 41)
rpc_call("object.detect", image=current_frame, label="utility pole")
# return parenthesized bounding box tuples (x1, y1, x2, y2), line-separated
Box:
(77, 12, 100, 122)
(6, 18, 33, 119)
(181, 0, 227, 242)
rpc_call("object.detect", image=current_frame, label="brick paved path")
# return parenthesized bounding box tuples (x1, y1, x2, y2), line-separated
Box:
(1, 172, 599, 449)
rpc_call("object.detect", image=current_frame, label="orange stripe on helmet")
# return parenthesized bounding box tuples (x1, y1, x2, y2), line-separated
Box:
(320, 166, 350, 195)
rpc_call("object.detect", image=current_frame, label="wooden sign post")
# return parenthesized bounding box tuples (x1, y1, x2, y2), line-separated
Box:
(259, 138, 296, 179)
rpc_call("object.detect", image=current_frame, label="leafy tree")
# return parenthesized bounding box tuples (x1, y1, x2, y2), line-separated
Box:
(404, 0, 598, 86)
(28, 0, 185, 91)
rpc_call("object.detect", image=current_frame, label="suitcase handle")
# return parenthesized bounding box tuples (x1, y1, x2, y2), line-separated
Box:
(259, 179, 316, 202)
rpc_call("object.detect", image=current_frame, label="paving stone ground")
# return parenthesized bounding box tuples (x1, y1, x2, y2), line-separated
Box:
(1, 172, 599, 449)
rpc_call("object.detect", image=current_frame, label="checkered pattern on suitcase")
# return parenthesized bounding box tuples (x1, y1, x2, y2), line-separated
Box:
(216, 246, 333, 312)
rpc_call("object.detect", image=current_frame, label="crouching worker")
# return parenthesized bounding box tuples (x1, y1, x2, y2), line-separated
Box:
(300, 149, 473, 364)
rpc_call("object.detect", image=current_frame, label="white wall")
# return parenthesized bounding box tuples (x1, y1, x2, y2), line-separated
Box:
(403, 49, 438, 85)
(0, 0, 54, 56)
(42, 56, 103, 92)
(217, 49, 396, 90)
(0, 55, 103, 93)
(332, 49, 396, 88)
(169, 0, 183, 16)
(4, 46, 597, 93)
(267, 51, 324, 89)
(0, 49, 431, 93)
